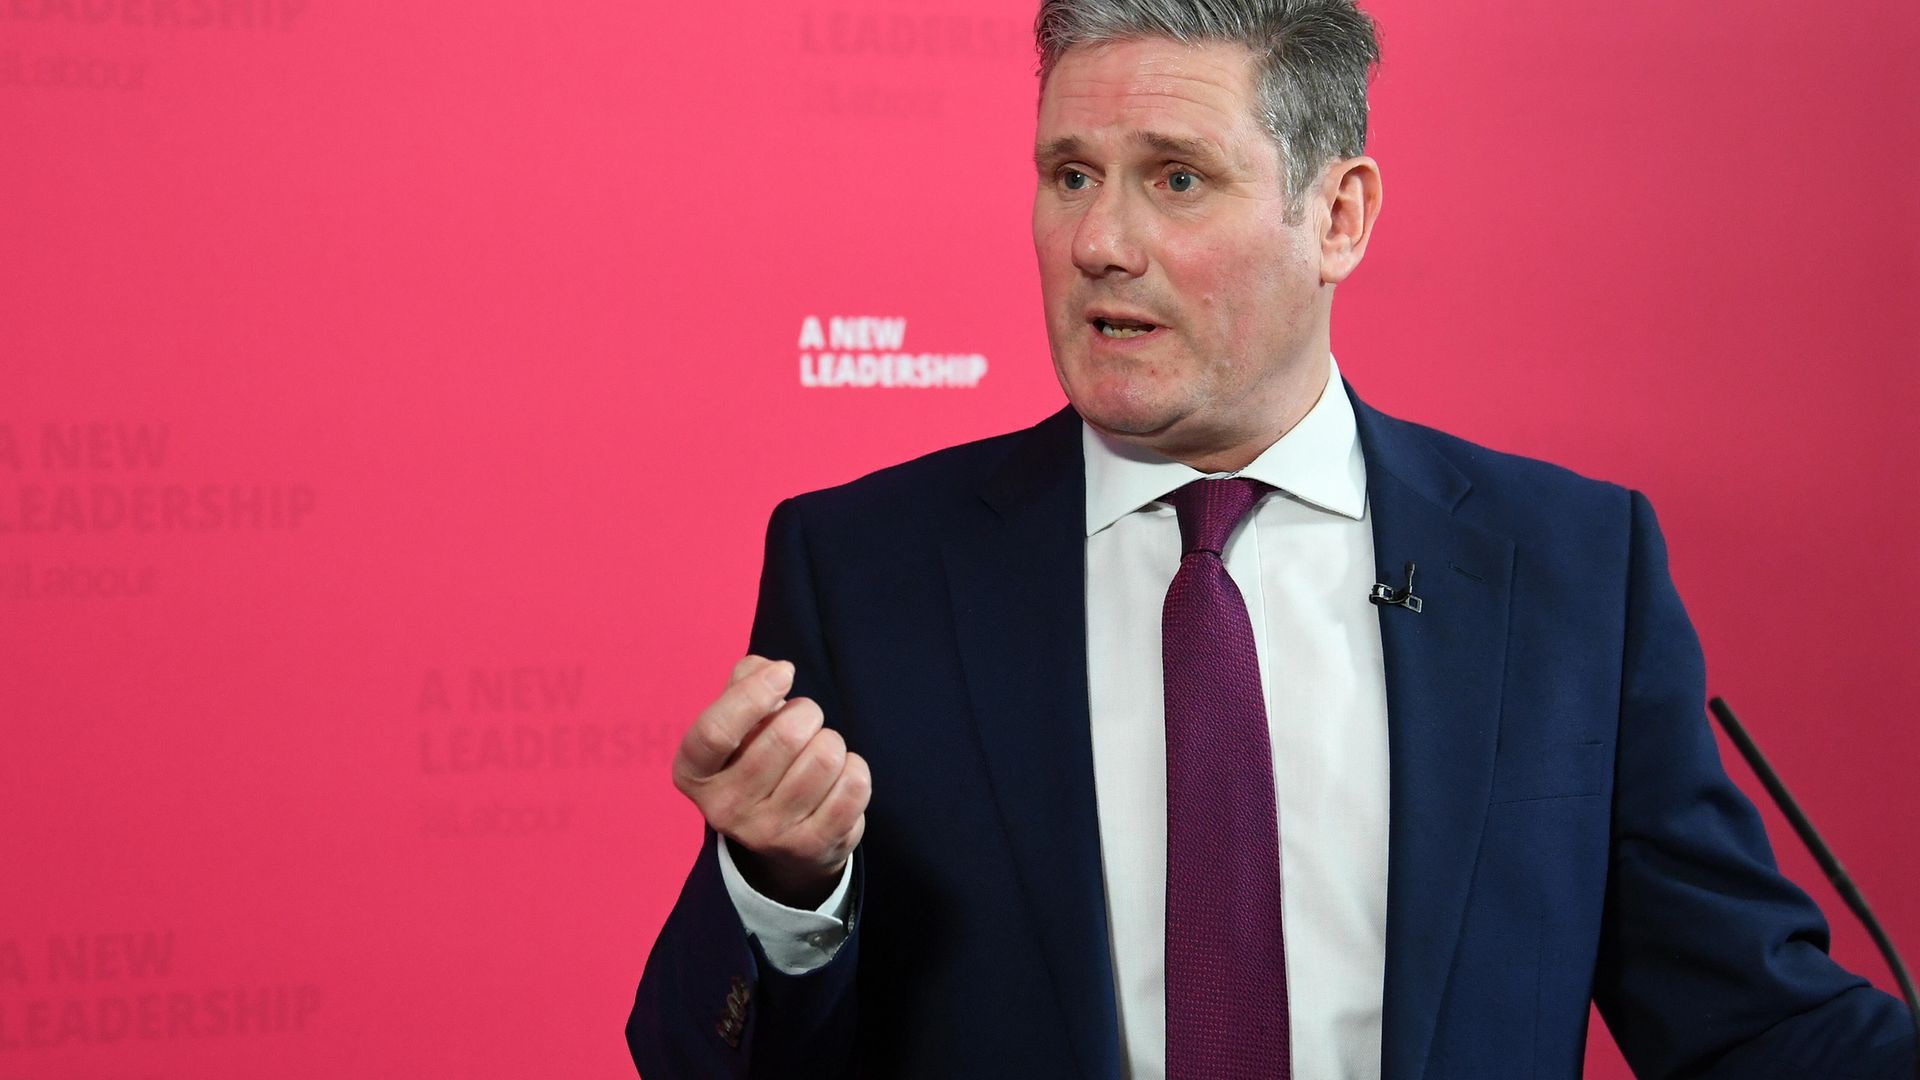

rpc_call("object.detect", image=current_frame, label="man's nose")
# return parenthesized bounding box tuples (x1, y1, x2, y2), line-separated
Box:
(1070, 185, 1149, 279)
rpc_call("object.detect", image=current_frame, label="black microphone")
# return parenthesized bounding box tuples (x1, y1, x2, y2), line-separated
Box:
(1708, 696, 1920, 1077)
(1368, 561, 1422, 613)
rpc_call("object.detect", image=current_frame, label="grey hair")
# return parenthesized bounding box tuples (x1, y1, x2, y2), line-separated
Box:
(1035, 0, 1380, 218)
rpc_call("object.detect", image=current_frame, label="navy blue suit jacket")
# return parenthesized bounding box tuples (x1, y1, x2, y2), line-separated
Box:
(629, 386, 1914, 1078)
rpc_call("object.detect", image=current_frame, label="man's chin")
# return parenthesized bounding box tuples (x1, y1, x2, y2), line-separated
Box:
(1074, 404, 1188, 452)
(1057, 371, 1191, 445)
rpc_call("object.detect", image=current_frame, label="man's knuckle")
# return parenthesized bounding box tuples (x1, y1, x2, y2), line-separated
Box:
(728, 682, 776, 721)
(822, 784, 861, 825)
(804, 731, 847, 773)
(766, 715, 810, 758)
(679, 707, 729, 749)
(686, 718, 731, 762)
(835, 757, 869, 796)
(671, 765, 699, 800)
(811, 725, 845, 756)
(805, 782, 843, 821)
(844, 755, 872, 800)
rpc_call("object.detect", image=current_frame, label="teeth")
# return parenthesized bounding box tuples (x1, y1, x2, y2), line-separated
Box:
(1098, 323, 1153, 339)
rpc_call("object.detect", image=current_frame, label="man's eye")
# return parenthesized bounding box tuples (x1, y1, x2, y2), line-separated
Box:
(1061, 169, 1091, 191)
(1167, 170, 1198, 193)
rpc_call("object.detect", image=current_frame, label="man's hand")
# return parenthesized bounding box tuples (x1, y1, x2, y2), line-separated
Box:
(672, 655, 871, 910)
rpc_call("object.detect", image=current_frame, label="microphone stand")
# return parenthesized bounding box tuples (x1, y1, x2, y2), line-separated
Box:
(1708, 697, 1920, 1078)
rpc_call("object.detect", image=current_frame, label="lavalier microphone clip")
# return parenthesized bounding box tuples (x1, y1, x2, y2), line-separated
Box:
(1369, 562, 1423, 613)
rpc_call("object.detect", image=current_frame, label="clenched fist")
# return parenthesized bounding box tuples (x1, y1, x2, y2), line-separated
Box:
(672, 655, 871, 909)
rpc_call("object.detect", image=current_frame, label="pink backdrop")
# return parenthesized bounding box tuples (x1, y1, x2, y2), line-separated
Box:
(3, 1, 1916, 1076)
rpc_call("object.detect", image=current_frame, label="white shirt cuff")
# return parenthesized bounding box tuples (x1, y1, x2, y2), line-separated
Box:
(715, 834, 854, 975)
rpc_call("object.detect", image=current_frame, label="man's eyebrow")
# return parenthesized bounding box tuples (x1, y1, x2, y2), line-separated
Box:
(1132, 131, 1226, 166)
(1032, 132, 1228, 171)
(1034, 136, 1083, 171)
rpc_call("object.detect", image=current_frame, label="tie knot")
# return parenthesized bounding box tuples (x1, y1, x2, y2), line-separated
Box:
(1163, 477, 1270, 557)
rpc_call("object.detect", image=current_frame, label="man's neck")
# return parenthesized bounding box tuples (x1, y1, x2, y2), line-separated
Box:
(1153, 362, 1334, 475)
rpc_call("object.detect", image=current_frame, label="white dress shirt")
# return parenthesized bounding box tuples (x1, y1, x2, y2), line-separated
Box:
(719, 355, 1390, 1079)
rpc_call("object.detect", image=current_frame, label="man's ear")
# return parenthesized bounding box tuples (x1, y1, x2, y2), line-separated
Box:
(1319, 156, 1383, 285)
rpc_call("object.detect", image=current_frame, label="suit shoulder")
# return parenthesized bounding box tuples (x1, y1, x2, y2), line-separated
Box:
(779, 413, 1060, 527)
(1385, 412, 1637, 535)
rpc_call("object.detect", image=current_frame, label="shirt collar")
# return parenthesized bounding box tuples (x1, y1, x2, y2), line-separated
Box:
(1082, 354, 1367, 538)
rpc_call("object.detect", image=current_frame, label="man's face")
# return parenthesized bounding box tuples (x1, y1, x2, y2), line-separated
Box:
(1033, 38, 1330, 465)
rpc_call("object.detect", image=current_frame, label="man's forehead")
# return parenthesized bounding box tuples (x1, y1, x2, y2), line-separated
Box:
(1035, 38, 1260, 159)
(1047, 35, 1257, 87)
(1042, 38, 1258, 102)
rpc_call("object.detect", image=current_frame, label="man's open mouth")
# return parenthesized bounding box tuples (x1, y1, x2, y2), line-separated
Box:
(1092, 317, 1159, 339)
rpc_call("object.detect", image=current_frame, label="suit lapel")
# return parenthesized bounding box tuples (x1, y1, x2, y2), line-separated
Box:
(941, 406, 1122, 1080)
(1350, 387, 1516, 1080)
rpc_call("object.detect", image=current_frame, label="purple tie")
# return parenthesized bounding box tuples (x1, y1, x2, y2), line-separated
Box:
(1162, 477, 1290, 1080)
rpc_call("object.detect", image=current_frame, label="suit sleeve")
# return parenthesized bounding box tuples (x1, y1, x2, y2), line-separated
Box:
(626, 497, 863, 1079)
(1593, 490, 1915, 1079)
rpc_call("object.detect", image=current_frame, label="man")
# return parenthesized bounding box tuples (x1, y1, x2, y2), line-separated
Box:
(628, 1, 1917, 1077)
